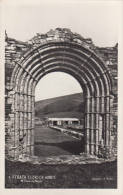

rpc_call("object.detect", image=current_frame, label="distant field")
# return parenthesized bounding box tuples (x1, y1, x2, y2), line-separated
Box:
(35, 92, 84, 118)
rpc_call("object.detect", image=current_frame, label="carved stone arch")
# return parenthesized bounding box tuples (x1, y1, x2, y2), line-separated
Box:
(6, 29, 113, 160)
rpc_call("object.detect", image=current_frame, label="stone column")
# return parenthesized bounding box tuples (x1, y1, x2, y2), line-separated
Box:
(100, 95, 105, 143)
(95, 96, 100, 155)
(19, 94, 24, 138)
(30, 81, 36, 156)
(23, 93, 28, 154)
(109, 95, 114, 148)
(17, 73, 28, 158)
(26, 93, 32, 155)
(25, 78, 34, 156)
(105, 96, 111, 149)
(84, 97, 91, 154)
(30, 95, 35, 156)
(90, 97, 95, 154)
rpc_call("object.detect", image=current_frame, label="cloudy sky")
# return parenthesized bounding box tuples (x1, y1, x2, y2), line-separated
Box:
(2, 0, 120, 101)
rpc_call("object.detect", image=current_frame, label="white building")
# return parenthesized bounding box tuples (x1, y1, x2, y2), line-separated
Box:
(47, 117, 80, 126)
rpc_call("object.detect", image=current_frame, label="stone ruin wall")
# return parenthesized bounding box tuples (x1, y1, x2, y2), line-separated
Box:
(5, 28, 118, 158)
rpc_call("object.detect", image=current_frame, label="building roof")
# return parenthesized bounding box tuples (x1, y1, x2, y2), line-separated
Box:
(47, 118, 79, 121)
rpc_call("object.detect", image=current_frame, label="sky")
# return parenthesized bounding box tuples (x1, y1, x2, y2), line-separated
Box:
(35, 72, 82, 101)
(3, 1, 119, 46)
(2, 0, 120, 101)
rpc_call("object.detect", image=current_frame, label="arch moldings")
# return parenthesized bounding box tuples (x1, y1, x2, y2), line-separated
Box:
(5, 28, 113, 160)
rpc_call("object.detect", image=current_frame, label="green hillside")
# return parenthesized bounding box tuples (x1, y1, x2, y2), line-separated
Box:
(35, 93, 84, 119)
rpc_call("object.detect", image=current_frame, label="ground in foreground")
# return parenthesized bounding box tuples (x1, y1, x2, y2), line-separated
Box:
(5, 159, 117, 188)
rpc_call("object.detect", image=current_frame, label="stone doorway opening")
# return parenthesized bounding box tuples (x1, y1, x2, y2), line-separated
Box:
(34, 72, 84, 157)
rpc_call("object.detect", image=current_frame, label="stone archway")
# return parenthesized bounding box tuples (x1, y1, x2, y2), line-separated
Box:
(5, 28, 113, 160)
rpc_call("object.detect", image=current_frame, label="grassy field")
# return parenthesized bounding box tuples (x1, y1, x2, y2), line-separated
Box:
(34, 126, 83, 156)
(35, 92, 84, 118)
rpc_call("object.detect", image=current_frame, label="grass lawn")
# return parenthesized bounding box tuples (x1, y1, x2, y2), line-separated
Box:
(34, 125, 84, 156)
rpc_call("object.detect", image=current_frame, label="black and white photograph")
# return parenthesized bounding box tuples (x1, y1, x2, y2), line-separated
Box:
(0, 0, 123, 193)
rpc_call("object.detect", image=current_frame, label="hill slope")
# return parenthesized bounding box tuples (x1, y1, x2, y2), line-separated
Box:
(35, 93, 84, 119)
